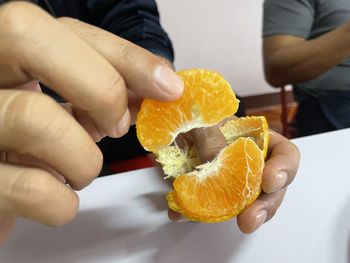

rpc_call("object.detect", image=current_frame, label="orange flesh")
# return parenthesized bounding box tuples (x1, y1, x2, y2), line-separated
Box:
(136, 69, 268, 223)
(136, 69, 239, 153)
(167, 137, 263, 222)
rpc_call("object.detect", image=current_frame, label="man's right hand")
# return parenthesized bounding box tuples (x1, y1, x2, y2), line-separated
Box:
(0, 1, 183, 244)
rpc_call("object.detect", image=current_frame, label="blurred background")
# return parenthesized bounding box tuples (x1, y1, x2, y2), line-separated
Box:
(106, 0, 297, 174)
(158, 0, 270, 96)
(157, 0, 296, 135)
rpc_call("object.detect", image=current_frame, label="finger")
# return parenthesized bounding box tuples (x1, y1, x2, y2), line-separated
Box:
(262, 130, 300, 193)
(5, 80, 42, 92)
(168, 209, 189, 223)
(60, 102, 116, 142)
(174, 132, 194, 150)
(189, 126, 228, 162)
(0, 2, 128, 138)
(127, 90, 144, 125)
(0, 215, 16, 245)
(1, 151, 66, 183)
(237, 188, 287, 234)
(0, 90, 102, 189)
(58, 17, 184, 101)
(0, 162, 79, 226)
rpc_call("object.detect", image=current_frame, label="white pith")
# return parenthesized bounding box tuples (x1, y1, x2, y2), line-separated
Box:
(156, 141, 225, 181)
(157, 117, 263, 194)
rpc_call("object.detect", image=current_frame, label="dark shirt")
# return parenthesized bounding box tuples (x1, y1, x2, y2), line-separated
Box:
(1, 0, 174, 62)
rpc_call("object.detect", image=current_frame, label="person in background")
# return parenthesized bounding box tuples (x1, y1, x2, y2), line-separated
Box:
(263, 0, 350, 137)
(0, 0, 299, 244)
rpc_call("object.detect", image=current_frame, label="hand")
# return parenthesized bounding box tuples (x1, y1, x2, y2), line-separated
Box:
(169, 126, 300, 234)
(237, 130, 300, 233)
(0, 2, 183, 244)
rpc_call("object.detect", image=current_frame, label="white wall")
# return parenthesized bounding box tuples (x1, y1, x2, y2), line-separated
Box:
(157, 0, 277, 96)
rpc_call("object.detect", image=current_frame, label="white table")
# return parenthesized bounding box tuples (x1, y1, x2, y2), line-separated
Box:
(1, 129, 350, 263)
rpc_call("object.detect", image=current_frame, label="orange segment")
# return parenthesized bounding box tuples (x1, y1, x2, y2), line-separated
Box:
(136, 68, 269, 223)
(220, 116, 269, 158)
(136, 69, 239, 152)
(167, 137, 264, 223)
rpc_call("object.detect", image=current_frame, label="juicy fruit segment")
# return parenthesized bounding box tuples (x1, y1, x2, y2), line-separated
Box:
(220, 116, 269, 158)
(167, 137, 264, 223)
(136, 68, 268, 223)
(136, 69, 239, 153)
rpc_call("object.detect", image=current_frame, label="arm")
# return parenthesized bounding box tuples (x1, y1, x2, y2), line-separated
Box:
(263, 23, 350, 87)
(262, 0, 350, 87)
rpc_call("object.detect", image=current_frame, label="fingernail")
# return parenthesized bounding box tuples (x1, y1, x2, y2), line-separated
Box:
(176, 216, 190, 223)
(115, 109, 130, 137)
(168, 209, 189, 222)
(254, 210, 267, 230)
(272, 171, 288, 192)
(154, 65, 184, 98)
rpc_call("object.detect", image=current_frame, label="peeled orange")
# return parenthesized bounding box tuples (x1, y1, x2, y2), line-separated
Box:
(220, 116, 269, 159)
(136, 69, 269, 223)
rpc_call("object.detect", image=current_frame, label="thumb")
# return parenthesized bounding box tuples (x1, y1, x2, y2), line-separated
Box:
(190, 126, 228, 162)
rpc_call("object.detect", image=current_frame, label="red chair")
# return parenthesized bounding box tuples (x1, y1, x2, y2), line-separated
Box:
(280, 86, 298, 138)
(109, 155, 155, 173)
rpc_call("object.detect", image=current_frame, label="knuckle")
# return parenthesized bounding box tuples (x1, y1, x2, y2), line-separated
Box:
(2, 92, 59, 138)
(8, 168, 79, 226)
(99, 74, 127, 112)
(110, 41, 136, 63)
(58, 17, 99, 44)
(57, 16, 83, 34)
(0, 2, 38, 36)
(57, 16, 78, 25)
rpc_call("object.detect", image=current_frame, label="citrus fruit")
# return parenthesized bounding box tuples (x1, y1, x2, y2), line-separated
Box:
(136, 69, 268, 223)
(220, 116, 269, 158)
(136, 69, 239, 153)
(167, 137, 264, 222)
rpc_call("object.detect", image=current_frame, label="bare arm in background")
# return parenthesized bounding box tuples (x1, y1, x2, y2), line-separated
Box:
(263, 21, 350, 87)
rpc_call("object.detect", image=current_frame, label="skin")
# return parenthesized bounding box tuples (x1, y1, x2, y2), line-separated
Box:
(169, 126, 300, 234)
(263, 21, 350, 87)
(0, 2, 184, 244)
(0, 1, 300, 243)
